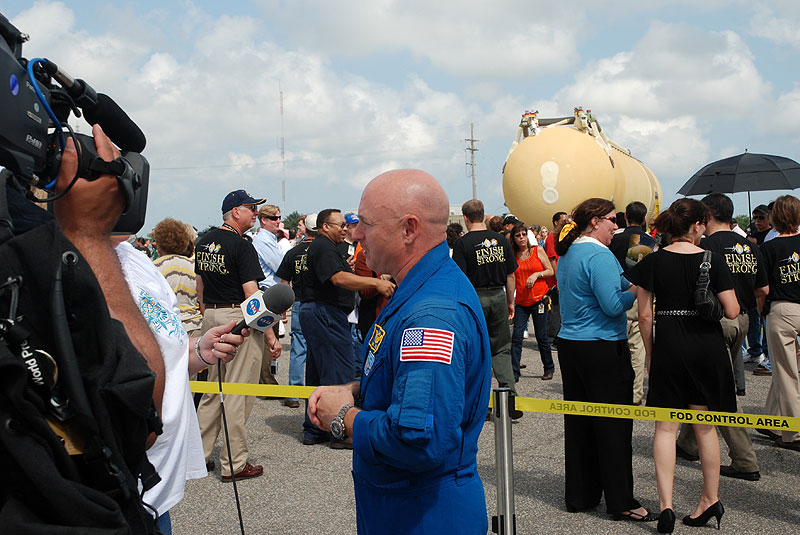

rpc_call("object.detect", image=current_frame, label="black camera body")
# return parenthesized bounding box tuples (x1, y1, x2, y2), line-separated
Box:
(0, 12, 149, 234)
(0, 20, 50, 182)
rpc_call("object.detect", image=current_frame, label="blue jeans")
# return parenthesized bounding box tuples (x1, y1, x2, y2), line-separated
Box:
(511, 302, 554, 381)
(156, 511, 171, 534)
(747, 307, 771, 369)
(287, 301, 307, 401)
(351, 323, 364, 379)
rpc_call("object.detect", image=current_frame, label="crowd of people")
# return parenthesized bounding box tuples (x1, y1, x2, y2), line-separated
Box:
(106, 171, 800, 533)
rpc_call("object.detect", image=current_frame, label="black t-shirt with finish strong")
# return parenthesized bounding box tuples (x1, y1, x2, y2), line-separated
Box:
(276, 240, 312, 301)
(195, 227, 264, 304)
(300, 234, 355, 310)
(760, 234, 800, 304)
(700, 231, 768, 310)
(452, 230, 517, 288)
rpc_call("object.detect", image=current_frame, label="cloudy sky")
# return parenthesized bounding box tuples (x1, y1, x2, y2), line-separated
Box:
(5, 1, 800, 232)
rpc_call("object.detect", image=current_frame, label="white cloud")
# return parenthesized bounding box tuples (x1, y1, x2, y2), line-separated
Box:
(613, 115, 710, 180)
(557, 22, 772, 118)
(749, 1, 800, 51)
(254, 0, 583, 78)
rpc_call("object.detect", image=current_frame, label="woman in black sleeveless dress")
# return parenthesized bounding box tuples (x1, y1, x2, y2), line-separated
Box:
(626, 199, 739, 533)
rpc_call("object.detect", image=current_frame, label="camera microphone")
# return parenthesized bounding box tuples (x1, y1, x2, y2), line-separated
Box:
(83, 94, 147, 153)
(44, 60, 147, 152)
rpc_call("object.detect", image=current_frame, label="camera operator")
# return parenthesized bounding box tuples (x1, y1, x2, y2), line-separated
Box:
(54, 125, 167, 428)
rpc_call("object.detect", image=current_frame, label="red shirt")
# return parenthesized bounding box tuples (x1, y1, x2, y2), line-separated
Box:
(543, 233, 558, 289)
(514, 247, 550, 306)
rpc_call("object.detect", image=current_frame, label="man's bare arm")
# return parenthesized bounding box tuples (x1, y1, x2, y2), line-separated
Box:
(54, 126, 165, 416)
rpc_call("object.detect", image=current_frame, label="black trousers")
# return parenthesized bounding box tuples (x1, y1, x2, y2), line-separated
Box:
(300, 301, 354, 441)
(557, 337, 641, 514)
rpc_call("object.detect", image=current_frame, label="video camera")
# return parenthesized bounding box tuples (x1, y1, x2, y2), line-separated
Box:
(0, 12, 148, 234)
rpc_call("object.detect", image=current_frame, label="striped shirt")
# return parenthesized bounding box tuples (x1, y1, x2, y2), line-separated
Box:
(153, 254, 203, 332)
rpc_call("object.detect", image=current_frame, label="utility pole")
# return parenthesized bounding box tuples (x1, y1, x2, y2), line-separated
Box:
(280, 85, 286, 210)
(465, 123, 478, 200)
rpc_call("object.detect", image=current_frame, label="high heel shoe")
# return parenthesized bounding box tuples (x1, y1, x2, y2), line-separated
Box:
(657, 508, 676, 533)
(682, 501, 724, 529)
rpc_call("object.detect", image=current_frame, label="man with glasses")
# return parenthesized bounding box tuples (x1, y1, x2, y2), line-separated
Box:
(195, 190, 267, 480)
(253, 204, 285, 387)
(747, 205, 771, 375)
(299, 208, 395, 448)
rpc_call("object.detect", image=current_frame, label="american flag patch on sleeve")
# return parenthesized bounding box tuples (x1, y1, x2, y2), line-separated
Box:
(399, 327, 455, 364)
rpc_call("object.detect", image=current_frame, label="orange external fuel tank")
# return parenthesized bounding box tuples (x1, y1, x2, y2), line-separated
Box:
(502, 109, 662, 230)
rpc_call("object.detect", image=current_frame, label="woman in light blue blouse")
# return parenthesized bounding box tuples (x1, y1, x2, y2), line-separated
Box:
(554, 198, 656, 523)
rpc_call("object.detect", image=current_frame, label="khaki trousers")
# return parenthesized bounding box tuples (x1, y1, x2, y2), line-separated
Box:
(765, 301, 800, 443)
(196, 307, 265, 476)
(677, 312, 759, 472)
(626, 301, 645, 405)
(259, 323, 280, 386)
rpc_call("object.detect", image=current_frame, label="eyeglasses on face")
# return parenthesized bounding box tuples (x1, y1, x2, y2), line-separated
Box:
(325, 220, 347, 229)
(239, 204, 259, 212)
(753, 215, 766, 220)
(261, 214, 281, 221)
(598, 215, 617, 223)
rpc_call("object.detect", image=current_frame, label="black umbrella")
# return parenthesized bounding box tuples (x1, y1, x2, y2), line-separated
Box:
(678, 152, 800, 216)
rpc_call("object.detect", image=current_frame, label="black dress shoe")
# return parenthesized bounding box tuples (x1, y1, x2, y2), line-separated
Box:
(755, 428, 780, 440)
(302, 435, 329, 445)
(206, 460, 215, 472)
(736, 388, 746, 396)
(720, 465, 760, 481)
(775, 438, 800, 451)
(676, 444, 699, 462)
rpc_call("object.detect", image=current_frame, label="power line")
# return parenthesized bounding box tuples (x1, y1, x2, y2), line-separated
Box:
(152, 140, 462, 171)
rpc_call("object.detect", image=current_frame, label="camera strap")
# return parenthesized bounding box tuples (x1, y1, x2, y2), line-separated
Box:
(0, 169, 15, 245)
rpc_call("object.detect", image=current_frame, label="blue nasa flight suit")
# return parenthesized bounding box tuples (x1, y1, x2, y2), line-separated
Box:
(351, 242, 492, 534)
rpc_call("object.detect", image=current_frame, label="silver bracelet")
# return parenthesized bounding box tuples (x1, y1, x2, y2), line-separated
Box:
(195, 337, 213, 366)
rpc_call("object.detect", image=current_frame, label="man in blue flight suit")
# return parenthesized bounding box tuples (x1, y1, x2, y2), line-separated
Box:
(308, 169, 492, 534)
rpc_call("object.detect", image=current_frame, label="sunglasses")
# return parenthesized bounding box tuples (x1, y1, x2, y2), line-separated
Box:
(753, 215, 766, 220)
(598, 215, 616, 223)
(325, 221, 347, 229)
(261, 214, 281, 221)
(238, 204, 259, 212)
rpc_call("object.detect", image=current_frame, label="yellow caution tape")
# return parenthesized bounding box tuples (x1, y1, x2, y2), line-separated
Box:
(190, 381, 315, 398)
(508, 397, 799, 433)
(190, 381, 800, 432)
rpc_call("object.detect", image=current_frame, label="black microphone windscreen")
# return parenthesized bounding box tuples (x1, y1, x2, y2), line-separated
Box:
(262, 284, 295, 314)
(83, 94, 147, 152)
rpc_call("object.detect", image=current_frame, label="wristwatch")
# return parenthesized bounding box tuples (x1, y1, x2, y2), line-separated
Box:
(330, 403, 355, 441)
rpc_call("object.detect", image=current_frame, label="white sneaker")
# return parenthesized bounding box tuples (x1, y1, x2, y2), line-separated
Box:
(743, 353, 764, 365)
(523, 330, 529, 339)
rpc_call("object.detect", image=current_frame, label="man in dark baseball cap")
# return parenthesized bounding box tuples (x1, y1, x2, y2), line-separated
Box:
(221, 189, 266, 214)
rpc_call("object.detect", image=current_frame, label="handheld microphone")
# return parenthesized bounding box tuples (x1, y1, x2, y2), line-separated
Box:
(231, 284, 294, 335)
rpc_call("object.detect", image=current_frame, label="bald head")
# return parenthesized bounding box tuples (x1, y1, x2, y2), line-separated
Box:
(355, 169, 450, 283)
(364, 169, 449, 226)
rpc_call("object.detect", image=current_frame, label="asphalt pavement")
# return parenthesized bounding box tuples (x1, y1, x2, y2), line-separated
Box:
(171, 325, 800, 534)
